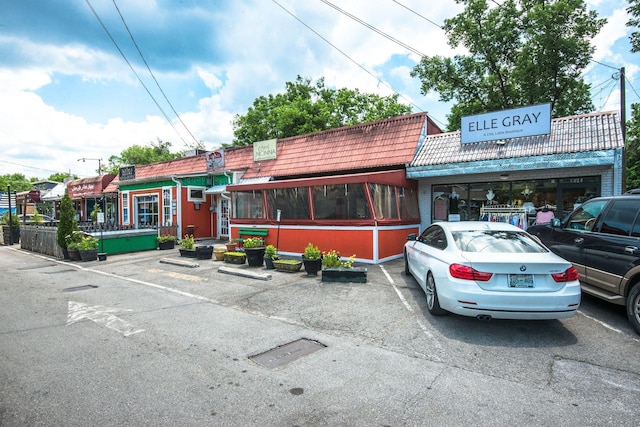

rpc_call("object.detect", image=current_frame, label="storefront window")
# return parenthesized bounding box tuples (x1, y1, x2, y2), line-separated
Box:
(162, 188, 172, 225)
(369, 183, 398, 219)
(313, 184, 370, 220)
(135, 195, 158, 227)
(266, 187, 310, 220)
(399, 187, 420, 219)
(233, 190, 264, 219)
(121, 192, 129, 225)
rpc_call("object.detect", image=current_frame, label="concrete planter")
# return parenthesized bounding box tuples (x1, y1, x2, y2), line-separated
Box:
(321, 268, 367, 283)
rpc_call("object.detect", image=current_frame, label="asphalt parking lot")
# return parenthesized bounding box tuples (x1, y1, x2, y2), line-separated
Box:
(2, 245, 640, 425)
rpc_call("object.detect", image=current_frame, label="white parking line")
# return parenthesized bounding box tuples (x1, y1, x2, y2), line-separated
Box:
(379, 265, 443, 354)
(577, 310, 640, 342)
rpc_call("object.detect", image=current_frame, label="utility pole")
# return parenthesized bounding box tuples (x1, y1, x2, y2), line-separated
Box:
(621, 66, 626, 144)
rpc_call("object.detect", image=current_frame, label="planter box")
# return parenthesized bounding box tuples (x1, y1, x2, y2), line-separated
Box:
(321, 268, 367, 283)
(224, 253, 246, 264)
(158, 240, 176, 250)
(79, 249, 98, 262)
(179, 248, 197, 258)
(68, 247, 81, 261)
(196, 245, 213, 260)
(273, 260, 303, 272)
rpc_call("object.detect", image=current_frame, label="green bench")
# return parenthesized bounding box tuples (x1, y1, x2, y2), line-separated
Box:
(236, 228, 268, 245)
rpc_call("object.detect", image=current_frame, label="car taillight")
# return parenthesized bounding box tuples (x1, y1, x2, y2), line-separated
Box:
(449, 264, 493, 282)
(552, 267, 579, 282)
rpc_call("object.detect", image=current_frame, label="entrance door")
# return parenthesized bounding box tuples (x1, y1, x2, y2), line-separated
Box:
(219, 198, 229, 239)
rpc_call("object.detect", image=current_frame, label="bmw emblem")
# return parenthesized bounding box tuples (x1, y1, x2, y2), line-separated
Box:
(520, 265, 527, 272)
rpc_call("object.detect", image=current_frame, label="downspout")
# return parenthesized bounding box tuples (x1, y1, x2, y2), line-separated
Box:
(171, 175, 182, 238)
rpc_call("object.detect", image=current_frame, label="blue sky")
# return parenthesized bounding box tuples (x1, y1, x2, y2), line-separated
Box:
(0, 0, 637, 179)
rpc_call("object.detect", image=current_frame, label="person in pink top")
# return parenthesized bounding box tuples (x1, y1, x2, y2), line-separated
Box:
(536, 206, 555, 224)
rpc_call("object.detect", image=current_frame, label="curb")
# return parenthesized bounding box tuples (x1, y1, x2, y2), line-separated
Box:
(218, 265, 272, 281)
(159, 257, 200, 268)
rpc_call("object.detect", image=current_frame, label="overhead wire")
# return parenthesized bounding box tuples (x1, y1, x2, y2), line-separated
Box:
(110, 0, 201, 147)
(84, 0, 191, 148)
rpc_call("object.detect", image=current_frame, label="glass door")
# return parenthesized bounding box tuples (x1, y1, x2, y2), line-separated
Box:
(219, 198, 229, 238)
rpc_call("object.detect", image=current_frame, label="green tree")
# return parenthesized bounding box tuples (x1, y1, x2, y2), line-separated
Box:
(56, 192, 77, 252)
(411, 0, 605, 131)
(0, 173, 33, 192)
(626, 104, 640, 190)
(231, 76, 412, 146)
(106, 139, 183, 174)
(629, 0, 640, 52)
(47, 172, 76, 183)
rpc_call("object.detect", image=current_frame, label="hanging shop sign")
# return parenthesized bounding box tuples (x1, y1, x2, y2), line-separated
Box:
(253, 138, 277, 161)
(206, 150, 225, 170)
(119, 165, 136, 181)
(461, 103, 551, 144)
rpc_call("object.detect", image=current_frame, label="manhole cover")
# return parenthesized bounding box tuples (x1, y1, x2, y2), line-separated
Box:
(62, 285, 98, 292)
(249, 338, 326, 368)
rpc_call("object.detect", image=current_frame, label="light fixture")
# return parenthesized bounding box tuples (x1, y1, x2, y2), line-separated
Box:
(500, 173, 509, 180)
(77, 157, 103, 175)
(496, 140, 507, 146)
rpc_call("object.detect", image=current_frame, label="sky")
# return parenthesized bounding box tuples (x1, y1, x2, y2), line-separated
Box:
(0, 0, 638, 180)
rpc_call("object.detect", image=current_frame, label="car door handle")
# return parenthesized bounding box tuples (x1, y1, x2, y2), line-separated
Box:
(625, 246, 640, 255)
(574, 237, 584, 246)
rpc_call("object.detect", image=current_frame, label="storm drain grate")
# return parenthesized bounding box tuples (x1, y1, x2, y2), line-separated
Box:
(62, 285, 98, 292)
(249, 338, 326, 368)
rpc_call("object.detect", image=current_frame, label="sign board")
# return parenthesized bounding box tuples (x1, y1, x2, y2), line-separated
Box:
(206, 150, 225, 170)
(119, 165, 136, 181)
(461, 103, 551, 144)
(253, 138, 277, 161)
(97, 212, 105, 224)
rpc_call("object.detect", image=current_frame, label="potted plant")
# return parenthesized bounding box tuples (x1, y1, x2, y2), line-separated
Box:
(321, 250, 367, 283)
(65, 230, 84, 261)
(195, 245, 214, 260)
(179, 234, 196, 257)
(214, 246, 227, 261)
(302, 242, 322, 276)
(272, 258, 303, 272)
(78, 235, 99, 261)
(1, 211, 20, 245)
(243, 237, 265, 267)
(157, 234, 177, 250)
(263, 244, 278, 269)
(223, 251, 246, 264)
(225, 240, 237, 252)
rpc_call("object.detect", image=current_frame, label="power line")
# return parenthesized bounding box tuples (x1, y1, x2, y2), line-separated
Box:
(110, 0, 200, 147)
(391, 0, 443, 29)
(270, 0, 426, 115)
(84, 0, 191, 147)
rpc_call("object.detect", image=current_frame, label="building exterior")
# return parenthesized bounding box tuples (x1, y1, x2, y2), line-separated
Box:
(222, 112, 440, 263)
(66, 174, 117, 223)
(406, 111, 625, 230)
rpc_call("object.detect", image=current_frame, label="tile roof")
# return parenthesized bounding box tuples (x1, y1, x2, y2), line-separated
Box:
(410, 111, 623, 167)
(232, 112, 432, 179)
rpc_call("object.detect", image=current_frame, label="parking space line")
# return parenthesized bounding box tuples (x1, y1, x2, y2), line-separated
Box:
(379, 265, 443, 353)
(578, 311, 640, 342)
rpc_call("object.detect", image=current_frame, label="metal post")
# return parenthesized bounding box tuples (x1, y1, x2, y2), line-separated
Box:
(7, 185, 13, 246)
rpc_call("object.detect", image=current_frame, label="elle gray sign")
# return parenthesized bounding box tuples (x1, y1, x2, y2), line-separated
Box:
(461, 103, 551, 144)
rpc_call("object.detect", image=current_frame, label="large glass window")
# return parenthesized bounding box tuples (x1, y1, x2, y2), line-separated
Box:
(266, 187, 310, 220)
(369, 183, 398, 219)
(121, 191, 129, 225)
(399, 187, 420, 219)
(135, 195, 158, 227)
(233, 190, 264, 219)
(313, 184, 371, 220)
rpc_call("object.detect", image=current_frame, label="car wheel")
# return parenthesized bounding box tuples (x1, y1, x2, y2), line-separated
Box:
(426, 273, 447, 316)
(404, 251, 411, 276)
(627, 282, 640, 335)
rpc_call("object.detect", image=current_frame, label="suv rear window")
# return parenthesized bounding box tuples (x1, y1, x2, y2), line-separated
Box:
(599, 200, 640, 236)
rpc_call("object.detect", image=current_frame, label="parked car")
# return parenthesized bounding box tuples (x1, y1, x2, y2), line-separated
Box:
(528, 190, 640, 335)
(17, 214, 53, 223)
(404, 221, 581, 320)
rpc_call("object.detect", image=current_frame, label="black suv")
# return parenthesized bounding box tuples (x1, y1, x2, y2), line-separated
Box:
(528, 190, 640, 335)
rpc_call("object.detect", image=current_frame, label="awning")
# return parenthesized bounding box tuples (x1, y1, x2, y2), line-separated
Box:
(205, 185, 228, 194)
(41, 182, 66, 201)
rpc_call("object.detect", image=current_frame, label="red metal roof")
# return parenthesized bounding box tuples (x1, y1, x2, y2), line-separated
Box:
(231, 112, 432, 179)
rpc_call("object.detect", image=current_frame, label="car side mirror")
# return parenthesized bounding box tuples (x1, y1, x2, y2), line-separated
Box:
(407, 233, 417, 241)
(551, 218, 561, 227)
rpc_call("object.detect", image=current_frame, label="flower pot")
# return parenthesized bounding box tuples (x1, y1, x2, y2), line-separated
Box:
(273, 260, 303, 272)
(2, 226, 19, 244)
(196, 245, 213, 260)
(214, 248, 226, 261)
(179, 248, 197, 258)
(321, 267, 367, 283)
(79, 249, 98, 262)
(244, 247, 266, 267)
(225, 243, 237, 252)
(264, 257, 276, 269)
(68, 247, 81, 261)
(158, 240, 175, 250)
(224, 253, 246, 264)
(98, 252, 107, 261)
(302, 256, 322, 276)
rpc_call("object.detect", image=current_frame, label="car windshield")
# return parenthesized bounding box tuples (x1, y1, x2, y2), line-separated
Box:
(452, 230, 549, 253)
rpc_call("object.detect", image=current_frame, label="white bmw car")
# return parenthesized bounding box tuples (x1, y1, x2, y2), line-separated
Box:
(404, 221, 581, 320)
